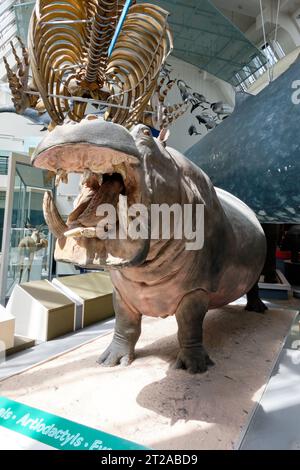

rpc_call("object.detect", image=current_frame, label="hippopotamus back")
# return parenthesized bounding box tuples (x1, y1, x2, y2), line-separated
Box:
(32, 119, 267, 373)
(110, 143, 266, 318)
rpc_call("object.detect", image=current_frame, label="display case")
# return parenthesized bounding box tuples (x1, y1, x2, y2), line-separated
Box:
(0, 153, 54, 305)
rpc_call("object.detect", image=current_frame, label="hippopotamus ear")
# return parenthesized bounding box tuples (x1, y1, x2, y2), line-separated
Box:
(158, 128, 170, 146)
(84, 114, 98, 121)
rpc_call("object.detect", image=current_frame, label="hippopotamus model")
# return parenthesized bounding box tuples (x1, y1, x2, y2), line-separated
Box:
(32, 119, 266, 373)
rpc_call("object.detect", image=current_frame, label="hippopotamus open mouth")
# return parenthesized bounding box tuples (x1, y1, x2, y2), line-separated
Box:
(31, 118, 268, 373)
(32, 119, 151, 268)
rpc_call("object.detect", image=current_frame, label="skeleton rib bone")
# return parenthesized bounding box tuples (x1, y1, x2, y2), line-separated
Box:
(4, 1, 173, 129)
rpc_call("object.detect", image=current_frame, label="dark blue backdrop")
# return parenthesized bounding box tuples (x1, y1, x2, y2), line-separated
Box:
(186, 57, 300, 223)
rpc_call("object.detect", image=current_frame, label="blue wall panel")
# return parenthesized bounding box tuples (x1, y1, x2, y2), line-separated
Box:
(186, 58, 300, 223)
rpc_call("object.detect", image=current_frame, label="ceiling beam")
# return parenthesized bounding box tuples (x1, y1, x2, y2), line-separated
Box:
(0, 0, 15, 17)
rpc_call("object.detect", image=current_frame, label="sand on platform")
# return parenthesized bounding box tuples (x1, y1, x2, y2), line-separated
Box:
(0, 305, 296, 450)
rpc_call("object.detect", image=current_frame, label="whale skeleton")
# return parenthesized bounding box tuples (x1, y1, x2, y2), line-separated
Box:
(3, 0, 185, 129)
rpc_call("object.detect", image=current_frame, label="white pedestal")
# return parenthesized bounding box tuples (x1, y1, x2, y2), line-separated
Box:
(56, 262, 79, 276)
(6, 281, 75, 342)
(52, 272, 114, 328)
(0, 304, 15, 350)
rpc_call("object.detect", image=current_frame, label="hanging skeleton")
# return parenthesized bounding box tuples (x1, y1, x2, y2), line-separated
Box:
(18, 226, 48, 283)
(2, 0, 191, 130)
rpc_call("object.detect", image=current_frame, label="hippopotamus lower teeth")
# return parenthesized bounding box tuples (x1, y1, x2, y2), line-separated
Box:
(105, 254, 127, 266)
(52, 170, 128, 240)
(64, 227, 97, 239)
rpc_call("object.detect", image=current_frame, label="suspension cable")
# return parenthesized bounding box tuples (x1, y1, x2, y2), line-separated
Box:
(259, 0, 271, 83)
(270, 0, 281, 81)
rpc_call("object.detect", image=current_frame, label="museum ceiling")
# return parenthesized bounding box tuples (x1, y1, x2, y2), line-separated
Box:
(150, 0, 268, 86)
(1, 1, 299, 86)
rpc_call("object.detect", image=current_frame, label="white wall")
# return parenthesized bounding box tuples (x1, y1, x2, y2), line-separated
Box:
(0, 83, 13, 106)
(244, 5, 300, 56)
(163, 56, 235, 154)
(0, 112, 43, 153)
(0, 175, 8, 192)
(0, 112, 80, 217)
(56, 173, 81, 218)
(276, 27, 297, 54)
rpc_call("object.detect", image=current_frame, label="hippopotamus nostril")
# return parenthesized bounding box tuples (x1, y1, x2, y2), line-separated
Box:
(34, 120, 266, 374)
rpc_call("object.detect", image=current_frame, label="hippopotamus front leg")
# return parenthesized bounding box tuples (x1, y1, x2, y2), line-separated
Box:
(175, 290, 214, 374)
(98, 290, 141, 367)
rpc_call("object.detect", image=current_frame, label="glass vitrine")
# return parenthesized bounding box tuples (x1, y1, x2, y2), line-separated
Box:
(0, 153, 54, 304)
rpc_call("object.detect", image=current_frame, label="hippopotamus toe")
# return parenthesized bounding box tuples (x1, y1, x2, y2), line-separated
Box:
(174, 348, 215, 374)
(245, 298, 268, 314)
(97, 342, 134, 367)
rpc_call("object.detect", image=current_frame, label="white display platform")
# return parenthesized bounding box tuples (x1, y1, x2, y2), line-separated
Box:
(56, 261, 79, 276)
(258, 270, 291, 301)
(52, 278, 83, 331)
(258, 270, 291, 292)
(6, 281, 75, 342)
(0, 306, 296, 450)
(0, 427, 54, 450)
(0, 304, 15, 351)
(52, 272, 114, 328)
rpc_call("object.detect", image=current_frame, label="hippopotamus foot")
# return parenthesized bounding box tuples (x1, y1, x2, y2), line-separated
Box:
(98, 290, 141, 367)
(98, 342, 134, 367)
(245, 282, 268, 314)
(174, 347, 214, 374)
(175, 290, 212, 374)
(245, 298, 268, 313)
(97, 341, 134, 367)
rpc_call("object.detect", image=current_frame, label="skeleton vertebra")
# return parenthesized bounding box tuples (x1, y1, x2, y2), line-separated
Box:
(3, 1, 178, 129)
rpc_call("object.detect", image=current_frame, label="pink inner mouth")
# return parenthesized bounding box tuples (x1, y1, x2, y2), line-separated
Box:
(67, 172, 125, 230)
(33, 143, 138, 173)
(34, 143, 144, 241)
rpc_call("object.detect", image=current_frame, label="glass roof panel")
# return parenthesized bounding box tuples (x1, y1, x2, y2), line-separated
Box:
(13, 1, 35, 43)
(0, 1, 35, 80)
(148, 0, 268, 86)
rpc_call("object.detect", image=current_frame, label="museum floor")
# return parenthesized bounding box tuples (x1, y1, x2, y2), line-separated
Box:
(0, 295, 299, 450)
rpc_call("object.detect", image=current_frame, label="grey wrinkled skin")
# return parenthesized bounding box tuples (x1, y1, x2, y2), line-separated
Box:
(32, 120, 266, 374)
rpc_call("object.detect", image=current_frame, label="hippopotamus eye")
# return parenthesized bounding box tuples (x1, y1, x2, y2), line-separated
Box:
(143, 128, 151, 136)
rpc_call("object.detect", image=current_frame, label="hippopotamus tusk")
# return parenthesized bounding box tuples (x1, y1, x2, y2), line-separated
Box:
(32, 118, 267, 374)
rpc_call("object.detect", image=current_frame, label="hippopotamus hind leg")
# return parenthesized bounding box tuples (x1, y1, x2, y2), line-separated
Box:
(245, 282, 268, 313)
(175, 290, 214, 374)
(98, 290, 141, 367)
